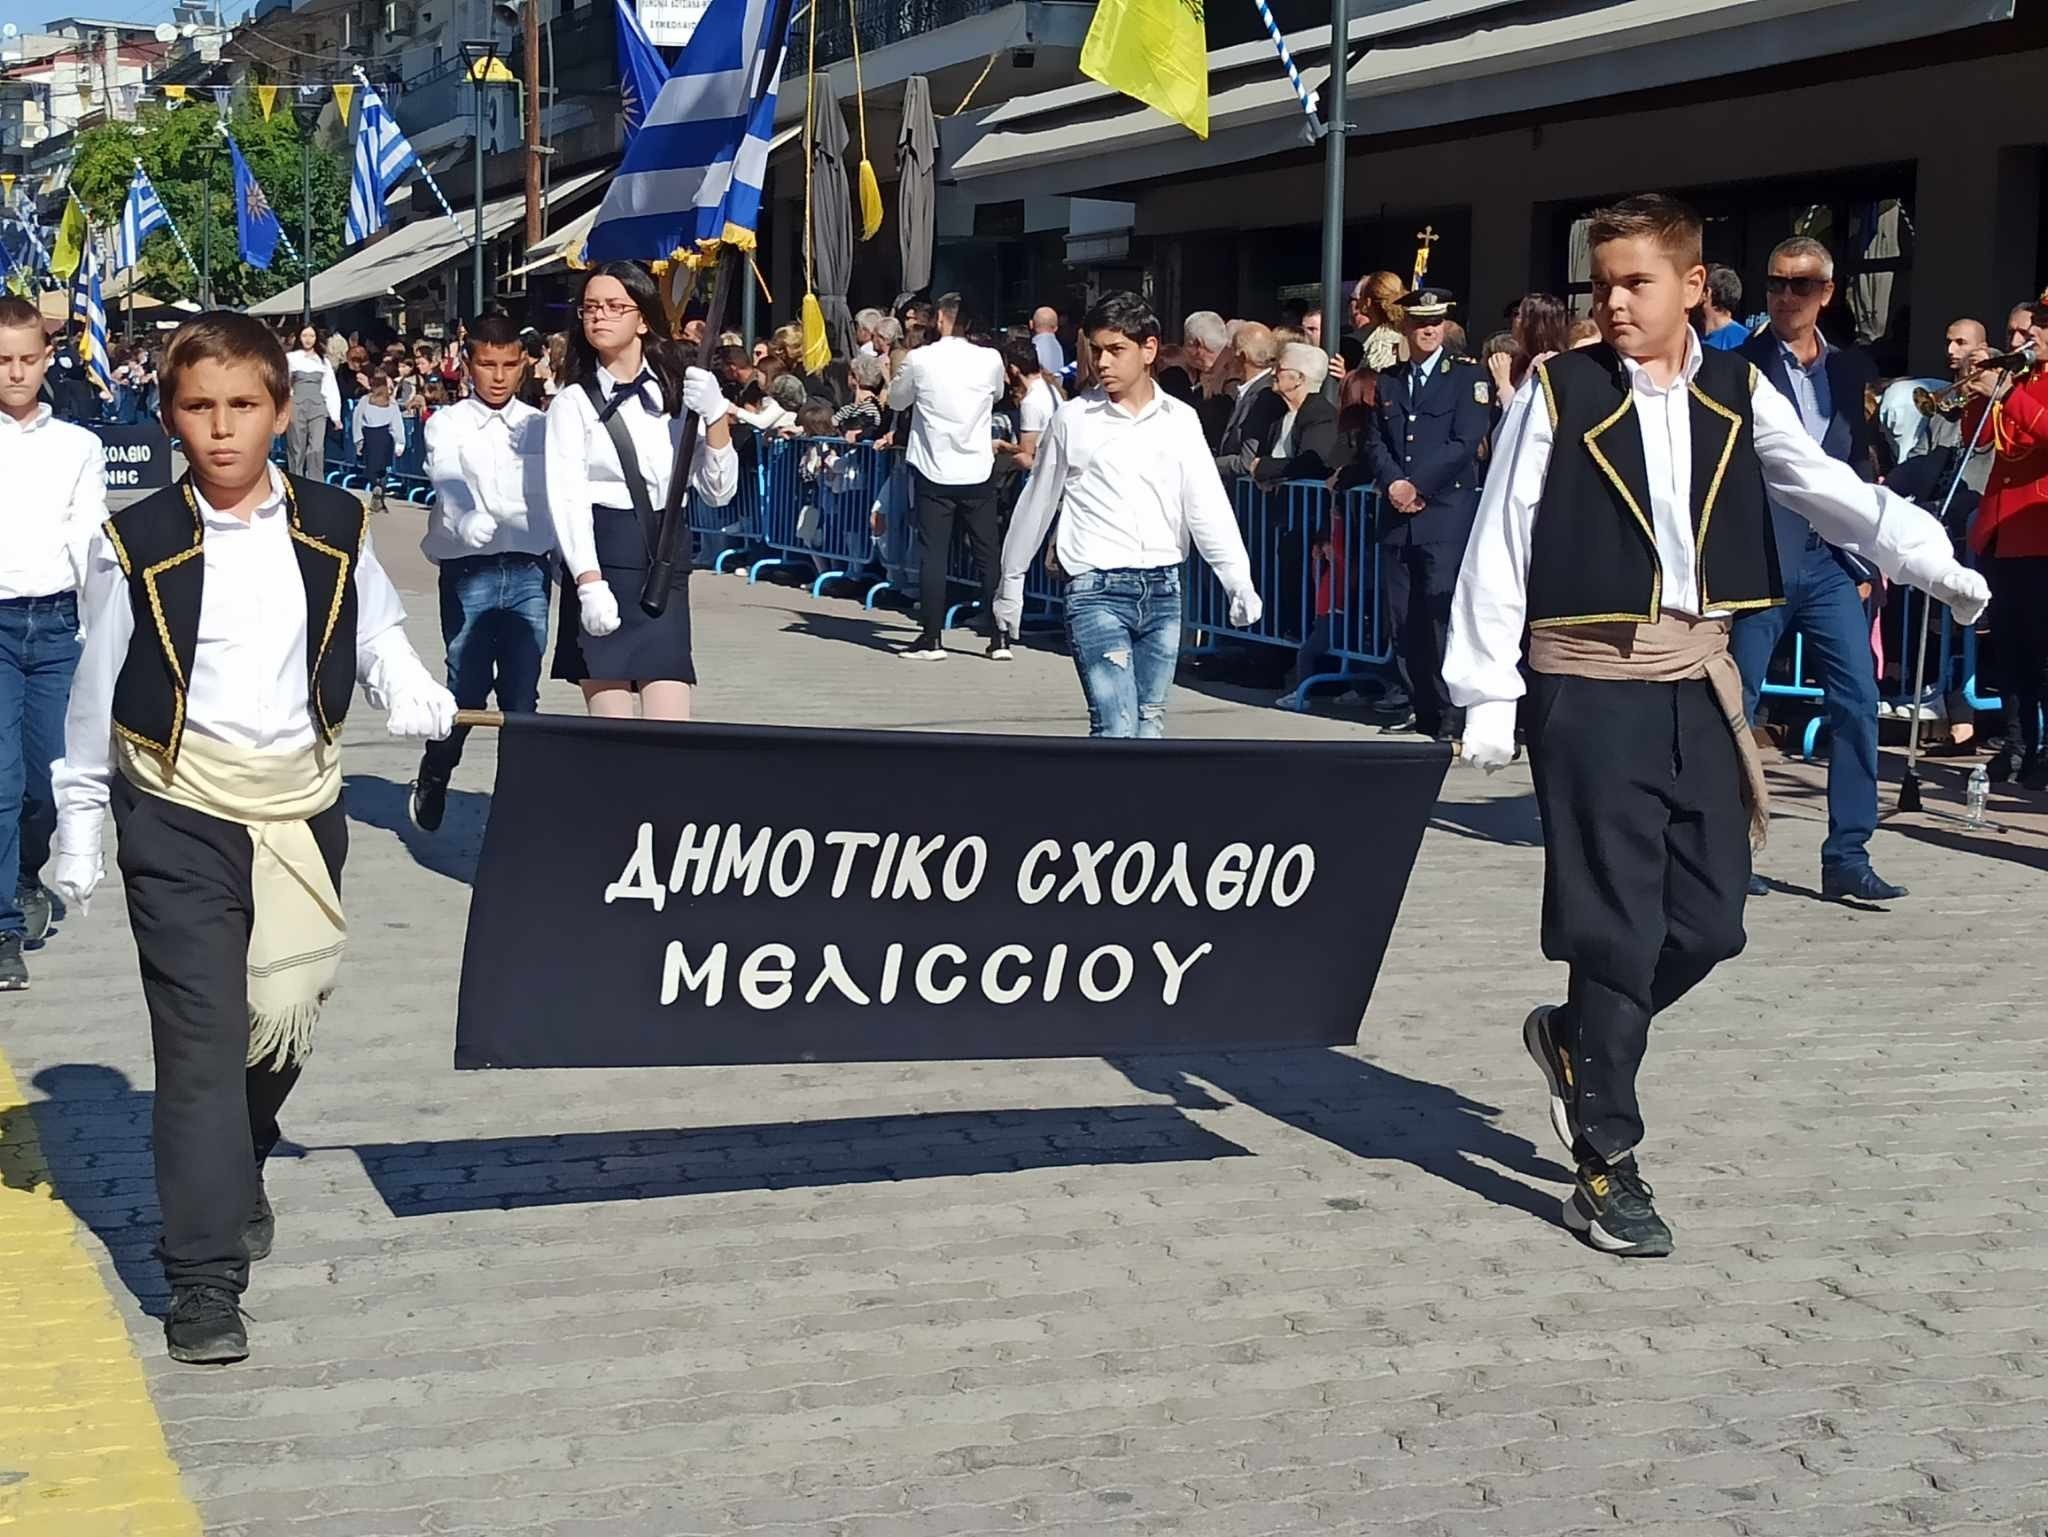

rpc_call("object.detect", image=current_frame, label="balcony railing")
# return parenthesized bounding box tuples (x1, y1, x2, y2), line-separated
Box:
(792, 0, 1010, 71)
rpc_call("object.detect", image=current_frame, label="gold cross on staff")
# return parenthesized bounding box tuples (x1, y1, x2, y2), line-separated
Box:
(1412, 225, 1441, 284)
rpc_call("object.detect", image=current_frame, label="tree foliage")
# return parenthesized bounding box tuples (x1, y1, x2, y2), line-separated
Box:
(71, 104, 350, 308)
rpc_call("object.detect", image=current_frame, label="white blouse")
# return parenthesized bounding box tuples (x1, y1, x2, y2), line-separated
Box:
(287, 350, 342, 425)
(544, 367, 739, 579)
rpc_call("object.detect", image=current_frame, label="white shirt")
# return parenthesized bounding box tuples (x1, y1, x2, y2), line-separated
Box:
(287, 350, 342, 425)
(1033, 331, 1067, 381)
(52, 466, 429, 854)
(0, 404, 106, 599)
(995, 388, 1255, 633)
(1018, 376, 1058, 437)
(544, 367, 739, 579)
(1444, 333, 1963, 712)
(1877, 376, 1943, 465)
(421, 395, 554, 563)
(351, 397, 408, 455)
(885, 336, 1005, 485)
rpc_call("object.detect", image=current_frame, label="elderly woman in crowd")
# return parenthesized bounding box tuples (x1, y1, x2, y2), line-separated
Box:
(1253, 342, 1342, 486)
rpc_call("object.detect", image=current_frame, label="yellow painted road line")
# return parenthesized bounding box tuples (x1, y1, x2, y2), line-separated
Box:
(0, 1047, 203, 1536)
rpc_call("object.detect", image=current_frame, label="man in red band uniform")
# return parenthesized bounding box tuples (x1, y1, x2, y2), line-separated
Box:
(1962, 294, 2048, 789)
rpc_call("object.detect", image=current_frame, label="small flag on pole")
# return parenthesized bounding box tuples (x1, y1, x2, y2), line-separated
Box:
(73, 240, 111, 396)
(226, 131, 283, 269)
(112, 162, 171, 271)
(50, 192, 87, 281)
(346, 84, 421, 246)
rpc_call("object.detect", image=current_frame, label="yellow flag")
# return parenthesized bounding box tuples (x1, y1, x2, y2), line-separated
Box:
(332, 83, 355, 124)
(0, 173, 14, 203)
(163, 84, 187, 102)
(256, 84, 279, 120)
(50, 194, 86, 282)
(1079, 0, 1208, 139)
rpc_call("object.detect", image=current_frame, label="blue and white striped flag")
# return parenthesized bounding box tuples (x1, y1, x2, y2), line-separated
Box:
(585, 0, 792, 262)
(111, 162, 170, 272)
(346, 84, 421, 246)
(72, 239, 110, 396)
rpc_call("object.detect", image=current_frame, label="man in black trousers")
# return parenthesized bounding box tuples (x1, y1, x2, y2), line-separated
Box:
(1356, 288, 1493, 741)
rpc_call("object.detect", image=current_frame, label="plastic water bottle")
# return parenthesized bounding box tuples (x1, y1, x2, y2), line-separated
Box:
(1966, 764, 1989, 829)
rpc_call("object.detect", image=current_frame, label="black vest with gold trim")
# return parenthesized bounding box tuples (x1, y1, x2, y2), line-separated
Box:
(1526, 342, 1782, 629)
(103, 472, 367, 770)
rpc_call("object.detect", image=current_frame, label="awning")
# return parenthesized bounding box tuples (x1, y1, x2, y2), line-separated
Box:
(949, 0, 2016, 200)
(247, 167, 608, 317)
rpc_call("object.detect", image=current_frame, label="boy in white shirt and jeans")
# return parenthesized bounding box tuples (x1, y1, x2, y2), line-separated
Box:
(995, 291, 1262, 737)
(0, 296, 106, 988)
(411, 313, 556, 832)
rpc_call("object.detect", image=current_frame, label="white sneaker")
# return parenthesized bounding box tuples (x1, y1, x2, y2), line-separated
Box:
(902, 638, 947, 662)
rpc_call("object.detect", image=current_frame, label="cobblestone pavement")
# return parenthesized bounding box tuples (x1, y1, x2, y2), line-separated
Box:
(3, 502, 2045, 1537)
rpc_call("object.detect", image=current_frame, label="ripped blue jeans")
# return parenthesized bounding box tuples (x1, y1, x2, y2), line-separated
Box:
(1064, 567, 1181, 739)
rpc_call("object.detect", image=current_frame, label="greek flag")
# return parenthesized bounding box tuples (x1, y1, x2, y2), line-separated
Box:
(346, 85, 420, 246)
(112, 163, 170, 272)
(72, 240, 110, 396)
(585, 0, 792, 262)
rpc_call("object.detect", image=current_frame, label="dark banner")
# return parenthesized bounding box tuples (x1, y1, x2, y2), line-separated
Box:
(455, 716, 1449, 1068)
(90, 424, 174, 494)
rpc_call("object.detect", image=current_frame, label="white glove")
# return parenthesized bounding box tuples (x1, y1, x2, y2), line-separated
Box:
(1932, 566, 1991, 628)
(1460, 698, 1518, 773)
(456, 510, 497, 549)
(682, 367, 731, 426)
(50, 845, 103, 919)
(386, 683, 457, 741)
(1227, 588, 1264, 628)
(578, 578, 622, 637)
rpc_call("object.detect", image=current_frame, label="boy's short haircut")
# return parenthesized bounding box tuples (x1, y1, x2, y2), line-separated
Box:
(1082, 290, 1161, 346)
(0, 296, 46, 336)
(1705, 264, 1743, 313)
(160, 312, 290, 412)
(1000, 337, 1040, 377)
(1586, 193, 1705, 273)
(796, 398, 836, 437)
(467, 312, 523, 349)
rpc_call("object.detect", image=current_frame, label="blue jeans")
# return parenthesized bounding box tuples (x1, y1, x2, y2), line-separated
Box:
(1064, 568, 1181, 739)
(421, 554, 550, 777)
(1730, 542, 1879, 871)
(0, 593, 82, 933)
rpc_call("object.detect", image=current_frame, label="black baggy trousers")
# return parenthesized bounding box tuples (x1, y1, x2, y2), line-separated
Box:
(1526, 673, 1751, 1165)
(913, 468, 1000, 640)
(112, 774, 347, 1294)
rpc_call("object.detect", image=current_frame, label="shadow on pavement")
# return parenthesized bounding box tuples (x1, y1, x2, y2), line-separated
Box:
(344, 772, 490, 886)
(1429, 792, 1542, 847)
(1108, 1048, 1572, 1232)
(4, 1064, 169, 1311)
(352, 1103, 1251, 1216)
(1883, 817, 2048, 874)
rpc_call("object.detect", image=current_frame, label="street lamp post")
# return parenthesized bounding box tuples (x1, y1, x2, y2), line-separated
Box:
(293, 93, 322, 328)
(1319, 0, 1348, 358)
(460, 39, 502, 314)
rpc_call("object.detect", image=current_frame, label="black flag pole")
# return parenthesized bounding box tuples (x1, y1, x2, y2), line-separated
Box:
(641, 243, 742, 617)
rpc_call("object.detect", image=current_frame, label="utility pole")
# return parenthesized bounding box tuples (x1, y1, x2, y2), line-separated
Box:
(293, 94, 321, 326)
(1319, 0, 1348, 357)
(522, 0, 541, 252)
(199, 143, 215, 308)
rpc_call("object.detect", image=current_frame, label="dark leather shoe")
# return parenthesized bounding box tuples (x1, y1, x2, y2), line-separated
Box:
(1822, 865, 1908, 902)
(164, 1285, 248, 1365)
(245, 1187, 274, 1263)
(1746, 873, 1770, 897)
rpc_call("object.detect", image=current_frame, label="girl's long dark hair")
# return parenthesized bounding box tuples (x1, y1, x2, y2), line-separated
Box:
(561, 261, 687, 415)
(1511, 293, 1571, 383)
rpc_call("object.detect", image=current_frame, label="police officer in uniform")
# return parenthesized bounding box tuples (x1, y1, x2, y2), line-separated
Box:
(1356, 288, 1492, 741)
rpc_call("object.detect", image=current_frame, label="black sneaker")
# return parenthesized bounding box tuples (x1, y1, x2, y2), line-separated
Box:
(1986, 745, 2023, 784)
(16, 886, 51, 946)
(987, 630, 1014, 662)
(901, 636, 947, 662)
(1521, 1005, 1575, 1153)
(164, 1284, 249, 1364)
(0, 933, 27, 992)
(1563, 1157, 1674, 1258)
(410, 767, 451, 833)
(245, 1182, 275, 1264)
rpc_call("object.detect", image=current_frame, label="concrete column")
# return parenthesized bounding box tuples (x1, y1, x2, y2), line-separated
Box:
(1909, 141, 2042, 369)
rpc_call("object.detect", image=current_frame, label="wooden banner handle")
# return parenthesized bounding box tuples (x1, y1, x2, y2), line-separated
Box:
(455, 710, 505, 729)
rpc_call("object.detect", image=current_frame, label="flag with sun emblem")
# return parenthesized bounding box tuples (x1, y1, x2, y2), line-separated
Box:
(615, 0, 667, 147)
(227, 130, 283, 269)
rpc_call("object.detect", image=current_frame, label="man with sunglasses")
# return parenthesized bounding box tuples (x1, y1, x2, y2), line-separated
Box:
(1733, 237, 1898, 903)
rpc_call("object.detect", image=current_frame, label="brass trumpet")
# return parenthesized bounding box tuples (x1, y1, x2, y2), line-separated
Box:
(1914, 379, 1971, 419)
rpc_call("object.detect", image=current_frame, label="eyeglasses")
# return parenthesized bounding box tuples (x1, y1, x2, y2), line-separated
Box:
(578, 301, 639, 319)
(1765, 275, 1828, 298)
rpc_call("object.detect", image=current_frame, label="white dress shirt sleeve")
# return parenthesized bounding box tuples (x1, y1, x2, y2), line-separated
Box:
(65, 438, 109, 596)
(1748, 374, 1958, 590)
(689, 436, 738, 508)
(52, 528, 133, 857)
(353, 532, 439, 709)
(1444, 383, 1551, 712)
(996, 408, 1071, 632)
(886, 353, 920, 413)
(545, 387, 601, 579)
(322, 360, 342, 426)
(425, 410, 479, 524)
(1178, 409, 1256, 601)
(391, 404, 407, 457)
